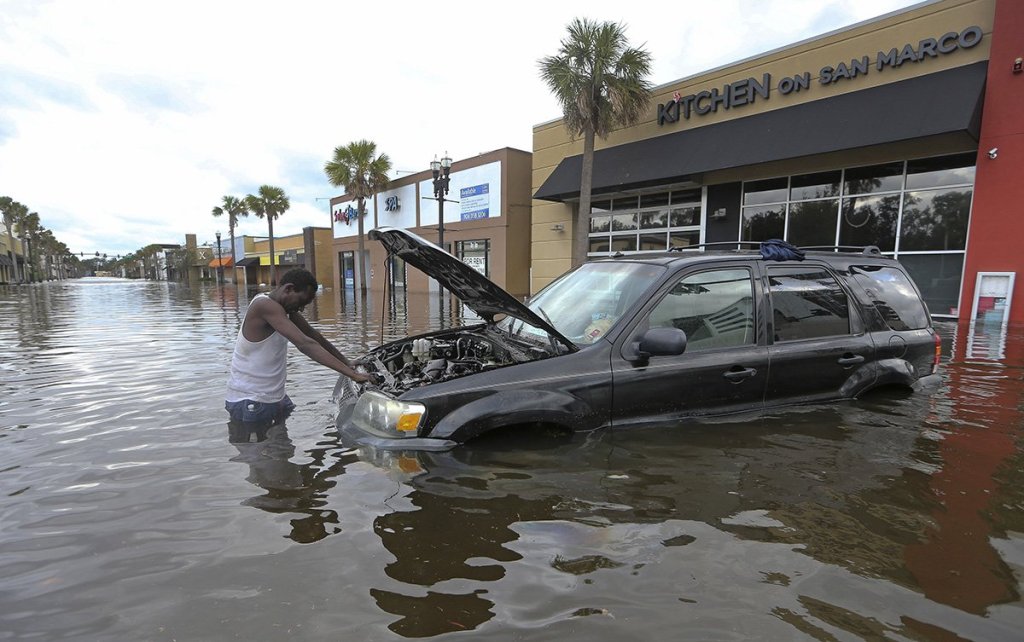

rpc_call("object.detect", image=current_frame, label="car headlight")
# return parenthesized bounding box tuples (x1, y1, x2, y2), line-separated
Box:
(351, 390, 426, 439)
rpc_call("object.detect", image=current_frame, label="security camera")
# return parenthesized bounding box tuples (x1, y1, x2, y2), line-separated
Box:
(988, 148, 998, 159)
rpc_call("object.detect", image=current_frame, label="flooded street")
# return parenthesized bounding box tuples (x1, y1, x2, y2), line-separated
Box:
(2, 278, 1024, 641)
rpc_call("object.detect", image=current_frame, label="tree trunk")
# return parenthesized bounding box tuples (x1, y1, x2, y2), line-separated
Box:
(573, 126, 597, 268)
(229, 220, 236, 286)
(5, 226, 19, 283)
(268, 217, 276, 286)
(356, 197, 366, 293)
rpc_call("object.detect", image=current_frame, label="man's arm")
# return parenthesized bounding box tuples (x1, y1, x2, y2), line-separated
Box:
(257, 299, 369, 382)
(290, 312, 354, 367)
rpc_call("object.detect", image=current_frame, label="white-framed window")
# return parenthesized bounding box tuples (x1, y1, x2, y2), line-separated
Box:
(740, 152, 975, 317)
(588, 188, 703, 257)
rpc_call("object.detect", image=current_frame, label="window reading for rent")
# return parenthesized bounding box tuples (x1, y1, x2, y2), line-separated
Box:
(768, 266, 851, 342)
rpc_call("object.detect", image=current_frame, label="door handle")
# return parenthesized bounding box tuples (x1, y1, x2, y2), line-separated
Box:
(837, 354, 865, 366)
(723, 367, 757, 382)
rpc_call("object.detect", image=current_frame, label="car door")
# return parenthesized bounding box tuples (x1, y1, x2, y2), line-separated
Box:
(611, 262, 769, 427)
(764, 263, 876, 406)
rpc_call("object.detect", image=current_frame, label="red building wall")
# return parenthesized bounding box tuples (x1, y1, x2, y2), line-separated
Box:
(960, 0, 1024, 324)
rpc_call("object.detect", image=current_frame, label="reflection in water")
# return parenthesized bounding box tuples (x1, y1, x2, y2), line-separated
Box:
(2, 282, 1023, 641)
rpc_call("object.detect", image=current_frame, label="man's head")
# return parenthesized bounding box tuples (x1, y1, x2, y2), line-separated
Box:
(275, 268, 318, 313)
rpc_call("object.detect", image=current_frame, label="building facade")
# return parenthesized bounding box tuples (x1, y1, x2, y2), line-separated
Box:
(330, 147, 533, 298)
(532, 0, 1023, 324)
(233, 228, 333, 287)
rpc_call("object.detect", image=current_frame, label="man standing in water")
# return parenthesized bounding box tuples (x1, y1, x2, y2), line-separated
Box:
(225, 268, 373, 438)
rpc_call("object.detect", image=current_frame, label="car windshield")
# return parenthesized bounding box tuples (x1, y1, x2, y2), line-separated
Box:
(501, 261, 666, 345)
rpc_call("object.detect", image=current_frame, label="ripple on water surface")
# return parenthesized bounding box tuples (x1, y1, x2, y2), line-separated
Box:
(1, 280, 1024, 640)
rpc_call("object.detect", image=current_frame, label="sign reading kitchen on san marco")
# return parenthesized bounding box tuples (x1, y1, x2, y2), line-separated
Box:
(657, 25, 982, 126)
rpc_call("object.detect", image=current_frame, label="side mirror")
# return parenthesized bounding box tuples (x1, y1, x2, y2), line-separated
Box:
(628, 327, 687, 366)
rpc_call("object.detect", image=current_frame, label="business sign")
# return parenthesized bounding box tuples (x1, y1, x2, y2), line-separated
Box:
(460, 184, 490, 221)
(463, 256, 486, 275)
(657, 25, 983, 126)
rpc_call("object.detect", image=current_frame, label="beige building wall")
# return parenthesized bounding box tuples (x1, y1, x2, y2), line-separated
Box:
(531, 0, 996, 293)
(331, 147, 534, 298)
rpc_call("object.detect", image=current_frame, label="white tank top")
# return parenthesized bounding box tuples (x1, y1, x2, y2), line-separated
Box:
(226, 294, 289, 403)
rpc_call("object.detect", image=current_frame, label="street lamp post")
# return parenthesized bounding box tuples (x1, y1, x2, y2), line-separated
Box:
(215, 231, 223, 285)
(431, 153, 452, 251)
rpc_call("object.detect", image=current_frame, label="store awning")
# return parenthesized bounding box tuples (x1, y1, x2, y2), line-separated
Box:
(0, 255, 12, 267)
(208, 257, 234, 268)
(235, 256, 260, 268)
(534, 61, 988, 202)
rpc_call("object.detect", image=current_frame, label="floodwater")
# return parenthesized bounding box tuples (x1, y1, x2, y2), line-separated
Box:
(2, 278, 1023, 641)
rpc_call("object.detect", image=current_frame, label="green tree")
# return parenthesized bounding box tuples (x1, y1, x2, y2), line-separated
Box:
(18, 211, 40, 282)
(323, 140, 391, 293)
(212, 195, 247, 279)
(1, 197, 25, 282)
(244, 185, 290, 286)
(540, 18, 652, 267)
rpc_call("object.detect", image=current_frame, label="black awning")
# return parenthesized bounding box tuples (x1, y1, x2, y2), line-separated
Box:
(534, 61, 987, 201)
(0, 255, 12, 267)
(235, 257, 260, 267)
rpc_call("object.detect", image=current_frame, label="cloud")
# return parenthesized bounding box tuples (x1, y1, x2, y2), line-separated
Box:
(97, 73, 205, 115)
(0, 0, 922, 256)
(0, 66, 93, 111)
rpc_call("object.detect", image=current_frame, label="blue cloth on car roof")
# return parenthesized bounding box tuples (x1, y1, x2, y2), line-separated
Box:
(760, 239, 805, 262)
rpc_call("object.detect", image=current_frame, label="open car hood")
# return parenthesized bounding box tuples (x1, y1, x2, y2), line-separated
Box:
(368, 227, 577, 352)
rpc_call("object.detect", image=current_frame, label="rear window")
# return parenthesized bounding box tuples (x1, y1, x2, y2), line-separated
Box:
(851, 266, 930, 330)
(767, 266, 851, 342)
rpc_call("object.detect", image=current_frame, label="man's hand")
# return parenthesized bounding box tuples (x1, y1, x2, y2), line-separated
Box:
(351, 371, 383, 386)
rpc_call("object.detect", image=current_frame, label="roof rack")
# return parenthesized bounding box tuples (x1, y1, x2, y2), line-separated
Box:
(797, 245, 883, 255)
(667, 241, 763, 252)
(665, 242, 883, 255)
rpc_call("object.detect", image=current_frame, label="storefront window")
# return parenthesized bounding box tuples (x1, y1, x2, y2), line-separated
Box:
(454, 239, 489, 277)
(612, 212, 638, 230)
(743, 177, 788, 205)
(589, 189, 702, 257)
(610, 236, 637, 252)
(905, 153, 975, 190)
(898, 253, 965, 316)
(639, 210, 669, 229)
(843, 162, 905, 195)
(788, 200, 839, 247)
(741, 204, 784, 241)
(670, 207, 700, 227)
(899, 188, 972, 251)
(790, 171, 841, 201)
(839, 194, 900, 251)
(739, 152, 975, 317)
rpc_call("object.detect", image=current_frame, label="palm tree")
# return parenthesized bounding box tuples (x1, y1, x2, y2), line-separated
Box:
(18, 211, 40, 282)
(540, 18, 652, 267)
(323, 140, 391, 293)
(1, 197, 24, 283)
(244, 185, 290, 286)
(211, 195, 247, 281)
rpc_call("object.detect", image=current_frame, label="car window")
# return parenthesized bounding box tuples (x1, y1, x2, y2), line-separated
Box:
(768, 266, 851, 342)
(647, 268, 755, 352)
(507, 261, 666, 344)
(851, 265, 930, 330)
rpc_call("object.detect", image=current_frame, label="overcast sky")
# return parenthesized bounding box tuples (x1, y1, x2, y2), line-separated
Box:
(0, 0, 920, 257)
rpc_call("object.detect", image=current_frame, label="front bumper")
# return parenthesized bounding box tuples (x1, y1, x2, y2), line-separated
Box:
(337, 420, 457, 452)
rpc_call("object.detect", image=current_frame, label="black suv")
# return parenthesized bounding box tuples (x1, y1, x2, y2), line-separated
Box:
(336, 227, 940, 451)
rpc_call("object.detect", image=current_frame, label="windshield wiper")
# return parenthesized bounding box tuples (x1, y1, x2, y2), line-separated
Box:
(537, 306, 560, 353)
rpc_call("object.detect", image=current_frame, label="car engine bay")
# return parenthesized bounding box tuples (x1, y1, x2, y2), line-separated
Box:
(355, 326, 555, 396)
